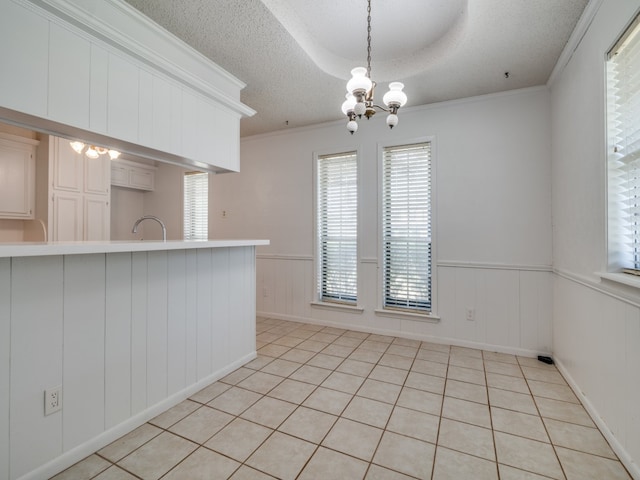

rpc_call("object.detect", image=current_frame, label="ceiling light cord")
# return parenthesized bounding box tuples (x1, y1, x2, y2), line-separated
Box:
(341, 0, 408, 134)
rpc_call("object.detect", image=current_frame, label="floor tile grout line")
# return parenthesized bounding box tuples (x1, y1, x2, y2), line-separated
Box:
(66, 318, 628, 480)
(430, 345, 451, 480)
(483, 350, 503, 479)
(518, 352, 568, 480)
(274, 324, 373, 479)
(262, 320, 599, 476)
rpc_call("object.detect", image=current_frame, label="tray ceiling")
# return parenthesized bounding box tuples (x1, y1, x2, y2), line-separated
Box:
(124, 0, 590, 137)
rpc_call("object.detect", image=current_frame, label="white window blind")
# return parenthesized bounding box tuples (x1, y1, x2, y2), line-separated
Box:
(607, 13, 640, 271)
(382, 143, 431, 311)
(317, 152, 358, 304)
(184, 172, 208, 240)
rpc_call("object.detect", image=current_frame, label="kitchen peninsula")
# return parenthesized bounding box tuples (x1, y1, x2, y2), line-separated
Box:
(0, 239, 268, 479)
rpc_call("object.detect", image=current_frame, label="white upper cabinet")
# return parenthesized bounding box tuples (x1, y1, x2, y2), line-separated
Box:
(89, 44, 109, 134)
(0, 1, 49, 118)
(0, 1, 254, 174)
(48, 23, 91, 129)
(110, 159, 156, 191)
(0, 134, 38, 220)
(107, 53, 139, 143)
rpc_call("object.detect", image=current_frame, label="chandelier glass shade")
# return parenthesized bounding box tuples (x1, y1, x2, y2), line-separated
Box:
(341, 0, 408, 134)
(70, 141, 121, 160)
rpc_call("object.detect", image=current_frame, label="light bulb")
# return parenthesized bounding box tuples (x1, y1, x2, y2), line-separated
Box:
(346, 67, 373, 96)
(341, 93, 356, 115)
(347, 120, 358, 134)
(354, 101, 366, 117)
(108, 150, 121, 159)
(70, 141, 85, 154)
(85, 146, 99, 159)
(383, 82, 408, 108)
(386, 113, 398, 129)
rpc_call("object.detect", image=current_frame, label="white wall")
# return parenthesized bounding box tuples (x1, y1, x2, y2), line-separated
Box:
(211, 87, 553, 354)
(111, 162, 189, 241)
(143, 163, 188, 240)
(550, 0, 640, 476)
(0, 247, 257, 480)
(110, 187, 145, 240)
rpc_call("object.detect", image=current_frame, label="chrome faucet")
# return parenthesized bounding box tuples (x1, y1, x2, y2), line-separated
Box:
(132, 215, 167, 241)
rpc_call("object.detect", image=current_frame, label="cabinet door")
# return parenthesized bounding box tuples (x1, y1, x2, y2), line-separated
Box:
(0, 1, 48, 117)
(52, 193, 83, 241)
(84, 196, 110, 241)
(48, 23, 91, 128)
(108, 54, 139, 143)
(110, 163, 128, 187)
(85, 155, 110, 195)
(129, 167, 155, 191)
(52, 137, 83, 193)
(0, 139, 35, 219)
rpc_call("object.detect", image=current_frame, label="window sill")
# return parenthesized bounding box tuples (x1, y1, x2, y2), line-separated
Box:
(374, 308, 441, 323)
(310, 301, 364, 313)
(598, 271, 640, 289)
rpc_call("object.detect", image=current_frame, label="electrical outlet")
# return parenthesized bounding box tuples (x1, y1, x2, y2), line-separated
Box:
(465, 308, 475, 321)
(44, 386, 62, 416)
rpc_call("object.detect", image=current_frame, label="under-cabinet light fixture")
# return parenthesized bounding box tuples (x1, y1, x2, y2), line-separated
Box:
(70, 141, 120, 159)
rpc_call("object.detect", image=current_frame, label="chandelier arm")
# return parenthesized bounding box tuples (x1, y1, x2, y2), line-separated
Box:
(371, 104, 390, 113)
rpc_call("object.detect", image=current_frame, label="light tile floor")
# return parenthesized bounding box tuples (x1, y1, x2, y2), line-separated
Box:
(52, 318, 632, 480)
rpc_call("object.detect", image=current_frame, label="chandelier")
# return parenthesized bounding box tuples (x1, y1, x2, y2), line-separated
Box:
(70, 141, 120, 160)
(341, 0, 408, 134)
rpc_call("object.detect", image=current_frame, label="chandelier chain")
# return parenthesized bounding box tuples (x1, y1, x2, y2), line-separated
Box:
(366, 0, 372, 78)
(342, 0, 407, 133)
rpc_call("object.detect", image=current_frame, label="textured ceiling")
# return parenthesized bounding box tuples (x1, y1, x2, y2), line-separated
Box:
(123, 0, 590, 137)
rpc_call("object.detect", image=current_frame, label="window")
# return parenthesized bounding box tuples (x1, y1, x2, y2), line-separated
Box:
(607, 13, 640, 272)
(316, 152, 358, 304)
(183, 172, 208, 240)
(382, 142, 432, 312)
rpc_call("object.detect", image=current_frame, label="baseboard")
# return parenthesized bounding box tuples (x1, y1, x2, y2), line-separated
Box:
(257, 311, 543, 358)
(554, 358, 640, 479)
(19, 351, 257, 480)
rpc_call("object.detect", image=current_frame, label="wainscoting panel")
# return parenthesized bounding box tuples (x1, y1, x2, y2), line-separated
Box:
(167, 250, 187, 397)
(105, 253, 133, 429)
(3, 246, 258, 480)
(553, 273, 640, 477)
(10, 256, 64, 479)
(62, 254, 107, 452)
(131, 252, 148, 415)
(0, 258, 11, 480)
(211, 248, 230, 373)
(146, 251, 169, 408)
(196, 249, 213, 381)
(257, 256, 313, 321)
(256, 256, 553, 355)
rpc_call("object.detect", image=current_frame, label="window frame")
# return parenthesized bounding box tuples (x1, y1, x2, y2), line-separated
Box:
(605, 10, 640, 280)
(312, 147, 362, 308)
(183, 171, 209, 240)
(376, 137, 438, 319)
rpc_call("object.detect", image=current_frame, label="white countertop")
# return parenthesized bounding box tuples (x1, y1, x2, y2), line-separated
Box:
(0, 239, 269, 258)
